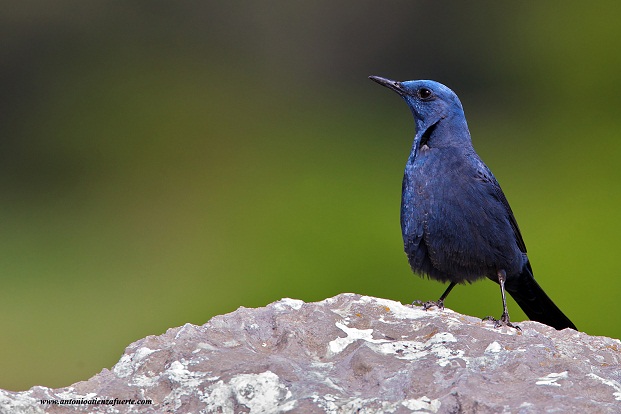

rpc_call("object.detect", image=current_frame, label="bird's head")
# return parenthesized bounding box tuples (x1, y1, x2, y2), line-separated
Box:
(369, 76, 468, 153)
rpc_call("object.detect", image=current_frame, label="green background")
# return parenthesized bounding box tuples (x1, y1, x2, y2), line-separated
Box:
(1, 2, 619, 391)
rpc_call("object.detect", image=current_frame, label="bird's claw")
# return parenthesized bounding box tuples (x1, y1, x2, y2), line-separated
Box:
(412, 299, 445, 310)
(483, 313, 521, 331)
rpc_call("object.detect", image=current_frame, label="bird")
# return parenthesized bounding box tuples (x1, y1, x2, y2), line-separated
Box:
(369, 75, 576, 331)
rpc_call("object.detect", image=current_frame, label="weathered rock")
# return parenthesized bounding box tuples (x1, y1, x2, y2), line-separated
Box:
(1, 293, 620, 413)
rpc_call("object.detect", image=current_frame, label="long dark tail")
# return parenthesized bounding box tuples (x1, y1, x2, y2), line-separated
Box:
(504, 262, 577, 330)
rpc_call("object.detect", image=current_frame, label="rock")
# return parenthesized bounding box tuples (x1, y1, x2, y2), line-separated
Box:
(1, 293, 620, 413)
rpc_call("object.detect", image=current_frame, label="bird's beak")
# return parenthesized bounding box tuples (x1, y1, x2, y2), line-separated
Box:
(369, 75, 406, 96)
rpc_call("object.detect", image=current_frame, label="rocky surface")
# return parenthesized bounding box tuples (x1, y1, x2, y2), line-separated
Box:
(1, 293, 620, 413)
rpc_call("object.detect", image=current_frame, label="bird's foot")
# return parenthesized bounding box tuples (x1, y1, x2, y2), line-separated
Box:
(483, 313, 521, 331)
(412, 299, 445, 311)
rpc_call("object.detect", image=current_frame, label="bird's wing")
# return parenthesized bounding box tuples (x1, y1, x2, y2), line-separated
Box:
(475, 162, 527, 254)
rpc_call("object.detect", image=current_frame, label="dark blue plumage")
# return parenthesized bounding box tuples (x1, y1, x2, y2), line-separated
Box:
(370, 76, 576, 331)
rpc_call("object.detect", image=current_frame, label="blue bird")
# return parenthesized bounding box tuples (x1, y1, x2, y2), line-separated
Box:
(369, 76, 576, 331)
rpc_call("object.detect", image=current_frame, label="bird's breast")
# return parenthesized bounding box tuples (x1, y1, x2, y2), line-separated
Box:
(401, 152, 523, 278)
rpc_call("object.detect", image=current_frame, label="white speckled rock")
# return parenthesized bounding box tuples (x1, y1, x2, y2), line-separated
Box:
(1, 294, 620, 413)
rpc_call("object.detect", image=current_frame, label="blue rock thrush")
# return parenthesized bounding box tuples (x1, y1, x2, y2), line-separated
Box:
(369, 76, 576, 331)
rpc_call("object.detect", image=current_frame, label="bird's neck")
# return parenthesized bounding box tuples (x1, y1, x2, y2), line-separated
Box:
(410, 114, 473, 160)
(435, 113, 471, 147)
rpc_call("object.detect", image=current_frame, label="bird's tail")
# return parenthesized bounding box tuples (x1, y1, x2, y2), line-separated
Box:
(504, 262, 577, 330)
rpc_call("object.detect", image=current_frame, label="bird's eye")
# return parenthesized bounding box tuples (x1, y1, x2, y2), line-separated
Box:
(418, 88, 433, 100)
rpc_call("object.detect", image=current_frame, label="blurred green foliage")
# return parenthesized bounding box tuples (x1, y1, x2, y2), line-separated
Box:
(0, 2, 620, 391)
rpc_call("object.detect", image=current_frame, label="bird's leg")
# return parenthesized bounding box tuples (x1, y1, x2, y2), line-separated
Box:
(413, 282, 456, 310)
(483, 270, 521, 331)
